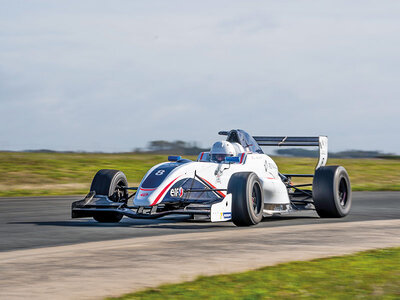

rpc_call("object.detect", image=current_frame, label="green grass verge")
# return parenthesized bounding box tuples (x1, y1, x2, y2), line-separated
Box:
(0, 152, 399, 197)
(108, 247, 400, 300)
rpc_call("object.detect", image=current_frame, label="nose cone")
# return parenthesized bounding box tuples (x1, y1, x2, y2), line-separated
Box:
(134, 188, 155, 206)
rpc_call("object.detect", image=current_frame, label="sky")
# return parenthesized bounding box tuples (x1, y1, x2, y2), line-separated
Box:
(0, 0, 399, 153)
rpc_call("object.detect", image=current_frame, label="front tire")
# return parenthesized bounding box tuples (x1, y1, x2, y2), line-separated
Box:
(93, 212, 123, 223)
(90, 169, 128, 223)
(312, 166, 352, 218)
(228, 172, 264, 226)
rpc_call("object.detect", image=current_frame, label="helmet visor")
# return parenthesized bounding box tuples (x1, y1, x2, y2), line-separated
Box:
(211, 154, 232, 163)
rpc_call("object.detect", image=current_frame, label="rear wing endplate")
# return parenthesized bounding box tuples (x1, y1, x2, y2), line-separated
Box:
(252, 136, 328, 169)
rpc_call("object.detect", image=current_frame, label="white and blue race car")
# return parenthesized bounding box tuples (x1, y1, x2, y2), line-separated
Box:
(72, 129, 351, 226)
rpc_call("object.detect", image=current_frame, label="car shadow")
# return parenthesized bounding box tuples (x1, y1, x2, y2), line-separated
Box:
(262, 215, 318, 222)
(8, 214, 319, 229)
(8, 214, 234, 229)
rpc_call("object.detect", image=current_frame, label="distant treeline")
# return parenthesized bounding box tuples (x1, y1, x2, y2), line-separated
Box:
(139, 141, 399, 159)
(10, 140, 399, 159)
(275, 148, 399, 159)
(135, 140, 208, 155)
(17, 141, 208, 155)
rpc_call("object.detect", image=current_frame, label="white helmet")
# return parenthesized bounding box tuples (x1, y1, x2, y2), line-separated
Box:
(210, 141, 236, 163)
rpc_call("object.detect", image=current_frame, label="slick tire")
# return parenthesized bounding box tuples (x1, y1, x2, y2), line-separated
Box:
(92, 212, 123, 223)
(312, 166, 352, 218)
(90, 169, 128, 223)
(228, 172, 264, 226)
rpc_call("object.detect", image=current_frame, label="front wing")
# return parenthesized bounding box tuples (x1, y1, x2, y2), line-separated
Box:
(71, 192, 232, 222)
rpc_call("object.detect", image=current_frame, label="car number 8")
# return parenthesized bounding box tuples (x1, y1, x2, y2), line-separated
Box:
(155, 170, 165, 176)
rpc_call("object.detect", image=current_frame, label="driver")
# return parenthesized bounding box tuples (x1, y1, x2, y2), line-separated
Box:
(210, 141, 236, 163)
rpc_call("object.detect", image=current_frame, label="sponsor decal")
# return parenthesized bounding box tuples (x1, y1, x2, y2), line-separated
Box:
(170, 187, 184, 198)
(140, 193, 149, 197)
(223, 212, 232, 219)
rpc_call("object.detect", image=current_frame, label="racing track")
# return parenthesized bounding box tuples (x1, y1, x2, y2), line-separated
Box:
(0, 192, 399, 299)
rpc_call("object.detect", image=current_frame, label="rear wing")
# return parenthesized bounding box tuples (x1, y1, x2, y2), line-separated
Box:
(252, 136, 328, 169)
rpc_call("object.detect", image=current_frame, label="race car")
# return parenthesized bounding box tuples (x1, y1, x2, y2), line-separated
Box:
(71, 129, 352, 226)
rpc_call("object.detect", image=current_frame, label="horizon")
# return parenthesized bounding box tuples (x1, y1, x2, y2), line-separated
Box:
(1, 145, 397, 157)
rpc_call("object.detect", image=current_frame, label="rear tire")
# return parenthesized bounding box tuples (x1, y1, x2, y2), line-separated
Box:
(228, 172, 264, 226)
(90, 169, 128, 223)
(312, 166, 352, 218)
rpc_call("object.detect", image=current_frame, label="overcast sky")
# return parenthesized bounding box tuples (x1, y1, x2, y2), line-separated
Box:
(1, 1, 399, 153)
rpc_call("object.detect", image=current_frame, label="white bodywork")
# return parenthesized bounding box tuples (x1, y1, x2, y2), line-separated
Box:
(133, 152, 291, 221)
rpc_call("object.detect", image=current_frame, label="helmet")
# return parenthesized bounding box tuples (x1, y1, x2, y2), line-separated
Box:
(210, 141, 236, 163)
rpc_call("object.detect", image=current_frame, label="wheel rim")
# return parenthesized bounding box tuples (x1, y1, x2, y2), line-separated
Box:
(251, 182, 262, 215)
(111, 180, 127, 202)
(338, 177, 348, 207)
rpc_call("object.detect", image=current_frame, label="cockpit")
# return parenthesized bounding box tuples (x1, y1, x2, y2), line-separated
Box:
(197, 129, 264, 163)
(224, 129, 264, 154)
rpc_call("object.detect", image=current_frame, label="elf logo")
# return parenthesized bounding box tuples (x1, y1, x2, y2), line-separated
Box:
(170, 187, 184, 198)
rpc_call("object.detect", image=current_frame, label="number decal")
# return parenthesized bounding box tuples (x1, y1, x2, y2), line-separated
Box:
(155, 170, 165, 176)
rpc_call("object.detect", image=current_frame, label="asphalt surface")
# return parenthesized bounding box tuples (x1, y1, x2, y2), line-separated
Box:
(1, 191, 399, 252)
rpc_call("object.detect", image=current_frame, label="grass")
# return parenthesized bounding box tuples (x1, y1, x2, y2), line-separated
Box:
(0, 152, 172, 197)
(272, 156, 400, 191)
(0, 152, 399, 197)
(108, 247, 400, 300)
